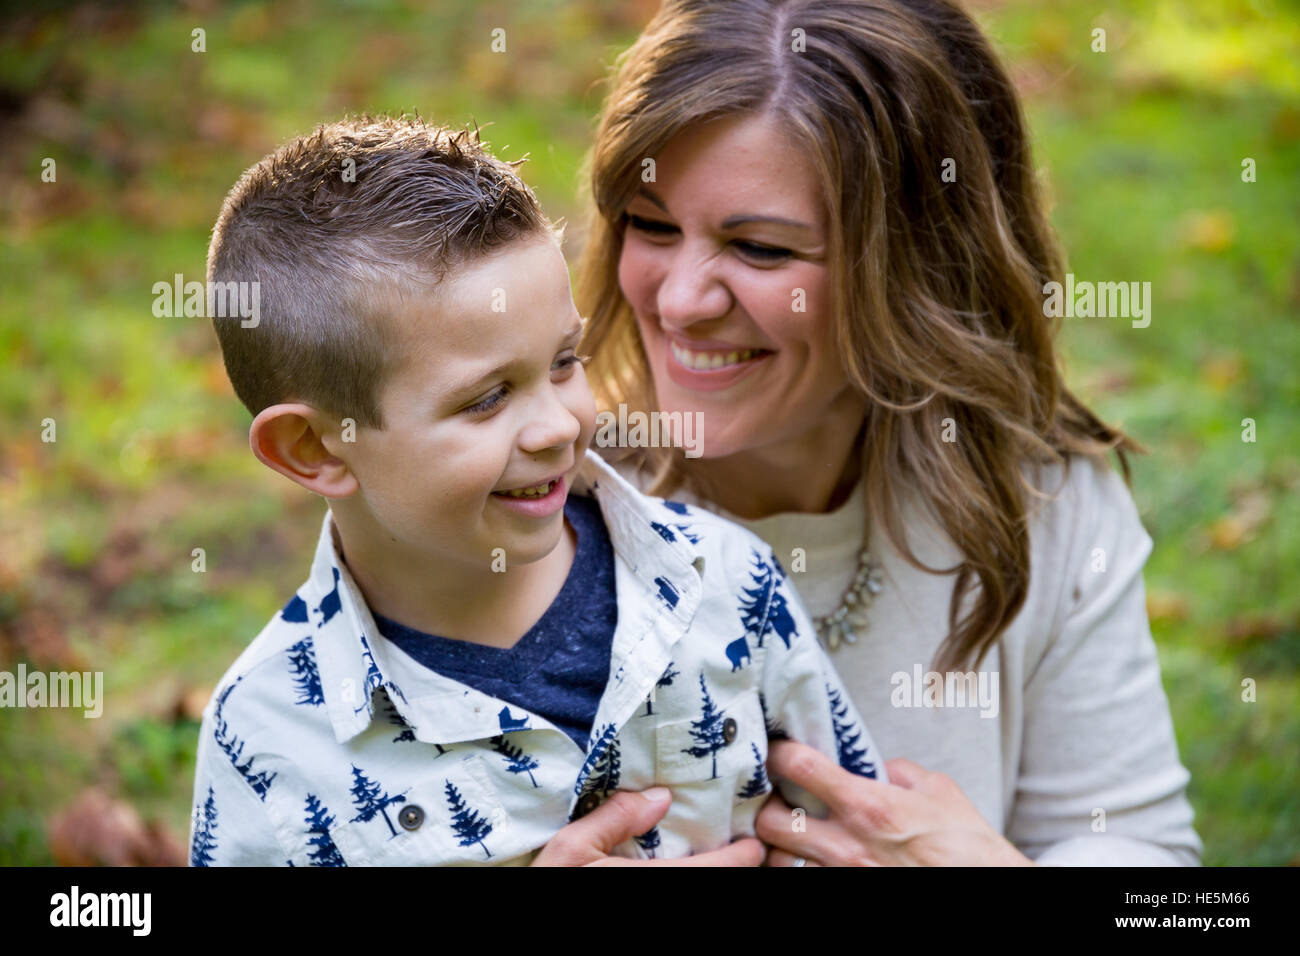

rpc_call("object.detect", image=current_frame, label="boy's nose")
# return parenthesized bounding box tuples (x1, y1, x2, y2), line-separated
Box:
(518, 390, 581, 455)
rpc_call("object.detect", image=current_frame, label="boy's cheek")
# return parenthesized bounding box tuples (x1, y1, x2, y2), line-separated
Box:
(570, 379, 599, 451)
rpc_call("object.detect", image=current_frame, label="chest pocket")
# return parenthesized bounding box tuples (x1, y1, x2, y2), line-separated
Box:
(328, 754, 524, 866)
(655, 688, 767, 787)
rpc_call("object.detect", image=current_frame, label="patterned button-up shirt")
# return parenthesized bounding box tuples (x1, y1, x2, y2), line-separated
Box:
(188, 449, 887, 866)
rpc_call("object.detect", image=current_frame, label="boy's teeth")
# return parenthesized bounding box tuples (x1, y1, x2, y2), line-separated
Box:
(671, 343, 763, 370)
(500, 480, 554, 498)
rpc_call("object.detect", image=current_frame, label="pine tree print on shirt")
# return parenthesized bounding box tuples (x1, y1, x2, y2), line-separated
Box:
(827, 684, 877, 778)
(444, 780, 493, 859)
(587, 733, 621, 796)
(574, 723, 618, 816)
(287, 637, 324, 707)
(376, 691, 415, 743)
(644, 662, 679, 715)
(650, 521, 677, 544)
(635, 825, 661, 858)
(190, 785, 218, 866)
(317, 566, 408, 719)
(490, 734, 541, 787)
(353, 629, 407, 716)
(682, 674, 729, 779)
(738, 550, 797, 650)
(212, 679, 277, 800)
(304, 793, 346, 866)
(660, 501, 701, 543)
(347, 764, 408, 838)
(737, 743, 770, 799)
(672, 524, 701, 544)
(758, 690, 788, 741)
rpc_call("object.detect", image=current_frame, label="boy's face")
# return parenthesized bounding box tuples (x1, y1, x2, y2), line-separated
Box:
(338, 234, 597, 569)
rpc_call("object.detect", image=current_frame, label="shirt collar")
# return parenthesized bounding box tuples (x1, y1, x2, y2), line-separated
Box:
(303, 448, 706, 748)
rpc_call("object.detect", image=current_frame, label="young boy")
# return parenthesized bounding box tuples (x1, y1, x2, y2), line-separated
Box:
(188, 115, 887, 866)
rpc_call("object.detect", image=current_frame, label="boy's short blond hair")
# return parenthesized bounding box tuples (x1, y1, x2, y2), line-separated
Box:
(207, 114, 552, 428)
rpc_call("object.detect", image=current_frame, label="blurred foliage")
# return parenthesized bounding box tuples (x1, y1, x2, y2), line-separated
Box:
(0, 0, 1296, 866)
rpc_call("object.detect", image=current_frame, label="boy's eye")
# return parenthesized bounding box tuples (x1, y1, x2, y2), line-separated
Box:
(460, 353, 586, 417)
(463, 386, 507, 415)
(552, 352, 587, 375)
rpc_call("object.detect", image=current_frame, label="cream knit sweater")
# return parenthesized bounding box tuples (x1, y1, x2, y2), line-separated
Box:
(612, 452, 1202, 865)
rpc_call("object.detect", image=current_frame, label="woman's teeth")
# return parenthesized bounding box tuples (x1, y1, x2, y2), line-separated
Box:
(497, 480, 555, 498)
(671, 342, 765, 370)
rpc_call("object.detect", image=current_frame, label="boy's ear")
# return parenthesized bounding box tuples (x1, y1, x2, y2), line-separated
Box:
(249, 403, 359, 499)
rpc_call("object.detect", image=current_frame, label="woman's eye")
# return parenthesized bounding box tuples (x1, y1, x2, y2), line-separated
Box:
(463, 387, 507, 415)
(733, 240, 792, 262)
(626, 213, 678, 236)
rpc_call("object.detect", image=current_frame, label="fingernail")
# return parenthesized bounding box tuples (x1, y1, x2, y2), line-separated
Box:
(640, 786, 671, 803)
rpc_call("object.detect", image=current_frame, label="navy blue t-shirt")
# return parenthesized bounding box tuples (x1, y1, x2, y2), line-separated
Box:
(373, 494, 618, 754)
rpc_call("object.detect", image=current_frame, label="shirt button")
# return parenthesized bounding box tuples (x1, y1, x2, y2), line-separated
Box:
(722, 717, 738, 744)
(574, 792, 603, 819)
(399, 804, 425, 831)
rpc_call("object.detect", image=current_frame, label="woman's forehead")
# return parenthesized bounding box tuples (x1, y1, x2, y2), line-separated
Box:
(644, 114, 826, 224)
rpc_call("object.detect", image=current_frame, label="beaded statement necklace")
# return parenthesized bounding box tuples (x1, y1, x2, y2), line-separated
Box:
(813, 544, 884, 651)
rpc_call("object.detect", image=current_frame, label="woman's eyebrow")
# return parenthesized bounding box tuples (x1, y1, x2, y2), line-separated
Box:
(719, 213, 815, 231)
(634, 187, 813, 232)
(635, 186, 670, 212)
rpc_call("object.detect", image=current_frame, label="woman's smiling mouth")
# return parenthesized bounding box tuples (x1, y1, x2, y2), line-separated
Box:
(664, 337, 773, 391)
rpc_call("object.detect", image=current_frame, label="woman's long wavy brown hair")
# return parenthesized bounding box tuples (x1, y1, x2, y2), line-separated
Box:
(576, 0, 1140, 672)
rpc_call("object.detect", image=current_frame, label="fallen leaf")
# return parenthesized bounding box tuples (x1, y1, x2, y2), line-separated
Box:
(1208, 488, 1271, 551)
(174, 685, 212, 723)
(1147, 590, 1190, 623)
(46, 788, 186, 867)
(1225, 613, 1292, 643)
(1200, 353, 1244, 392)
(1179, 210, 1235, 253)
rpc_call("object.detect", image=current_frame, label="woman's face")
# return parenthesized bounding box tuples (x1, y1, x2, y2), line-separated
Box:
(617, 111, 863, 461)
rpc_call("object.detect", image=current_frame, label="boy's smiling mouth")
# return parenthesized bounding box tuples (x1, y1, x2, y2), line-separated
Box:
(490, 472, 570, 517)
(495, 478, 560, 498)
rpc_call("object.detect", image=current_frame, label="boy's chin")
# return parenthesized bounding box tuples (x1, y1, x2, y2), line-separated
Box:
(490, 513, 569, 566)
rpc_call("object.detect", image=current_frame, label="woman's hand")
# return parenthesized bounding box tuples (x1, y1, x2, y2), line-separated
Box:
(756, 741, 1036, 866)
(531, 786, 767, 866)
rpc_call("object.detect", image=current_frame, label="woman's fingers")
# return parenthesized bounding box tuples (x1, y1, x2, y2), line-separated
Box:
(531, 787, 672, 866)
(753, 788, 876, 867)
(766, 738, 891, 815)
(882, 756, 927, 789)
(533, 788, 767, 866)
(764, 846, 821, 867)
(588, 836, 766, 866)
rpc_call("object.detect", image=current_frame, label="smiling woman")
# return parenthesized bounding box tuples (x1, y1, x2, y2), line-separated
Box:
(569, 0, 1202, 867)
(615, 113, 855, 464)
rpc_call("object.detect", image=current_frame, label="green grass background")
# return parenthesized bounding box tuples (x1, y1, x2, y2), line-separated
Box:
(0, 0, 1296, 865)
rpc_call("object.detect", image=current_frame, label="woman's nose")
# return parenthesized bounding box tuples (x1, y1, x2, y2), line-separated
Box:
(655, 243, 733, 329)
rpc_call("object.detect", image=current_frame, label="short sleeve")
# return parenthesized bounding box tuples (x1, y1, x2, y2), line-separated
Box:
(1007, 460, 1202, 866)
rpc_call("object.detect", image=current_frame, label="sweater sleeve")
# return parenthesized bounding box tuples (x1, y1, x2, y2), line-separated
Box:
(1006, 459, 1202, 866)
